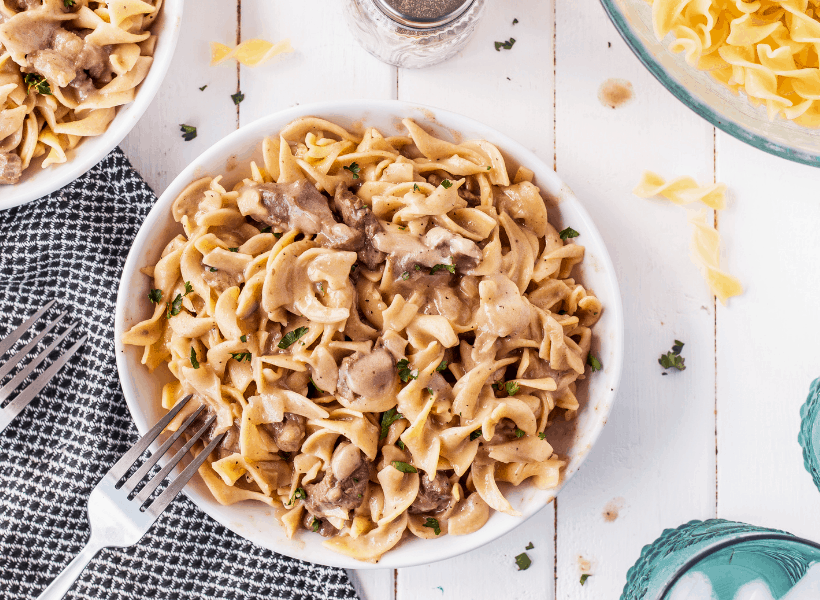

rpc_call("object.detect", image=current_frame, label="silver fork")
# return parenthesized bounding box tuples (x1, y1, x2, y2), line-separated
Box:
(35, 394, 225, 600)
(0, 299, 87, 433)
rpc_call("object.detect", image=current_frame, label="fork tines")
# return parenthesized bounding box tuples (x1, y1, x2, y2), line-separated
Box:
(0, 300, 87, 433)
(107, 394, 226, 517)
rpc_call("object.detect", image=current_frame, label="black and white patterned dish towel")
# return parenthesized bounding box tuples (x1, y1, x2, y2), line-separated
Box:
(0, 148, 359, 600)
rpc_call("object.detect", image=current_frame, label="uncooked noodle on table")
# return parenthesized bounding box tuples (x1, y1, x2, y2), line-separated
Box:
(0, 0, 162, 184)
(122, 116, 603, 561)
(651, 0, 820, 126)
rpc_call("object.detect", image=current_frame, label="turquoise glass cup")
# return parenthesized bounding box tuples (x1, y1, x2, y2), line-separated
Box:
(622, 519, 820, 600)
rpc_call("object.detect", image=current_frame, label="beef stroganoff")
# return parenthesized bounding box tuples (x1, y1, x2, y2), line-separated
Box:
(122, 117, 603, 561)
(0, 0, 162, 183)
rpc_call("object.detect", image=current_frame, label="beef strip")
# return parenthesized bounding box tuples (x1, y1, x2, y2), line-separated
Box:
(336, 346, 395, 403)
(261, 413, 306, 453)
(27, 28, 111, 93)
(0, 152, 22, 184)
(305, 441, 369, 517)
(333, 186, 386, 269)
(202, 266, 239, 293)
(373, 226, 482, 275)
(409, 471, 453, 514)
(427, 172, 479, 205)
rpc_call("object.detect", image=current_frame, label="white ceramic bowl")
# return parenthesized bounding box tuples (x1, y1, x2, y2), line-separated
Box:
(0, 0, 184, 210)
(114, 100, 624, 569)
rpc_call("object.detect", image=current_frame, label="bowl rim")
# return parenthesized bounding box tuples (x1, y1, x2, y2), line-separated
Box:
(0, 0, 185, 211)
(114, 98, 625, 569)
(598, 0, 820, 168)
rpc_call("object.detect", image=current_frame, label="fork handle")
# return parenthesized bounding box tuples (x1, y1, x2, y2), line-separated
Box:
(35, 537, 106, 600)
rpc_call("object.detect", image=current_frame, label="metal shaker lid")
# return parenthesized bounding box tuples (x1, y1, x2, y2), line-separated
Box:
(373, 0, 475, 29)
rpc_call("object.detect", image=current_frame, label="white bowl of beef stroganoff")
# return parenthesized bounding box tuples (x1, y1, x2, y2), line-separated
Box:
(114, 100, 624, 569)
(0, 0, 183, 210)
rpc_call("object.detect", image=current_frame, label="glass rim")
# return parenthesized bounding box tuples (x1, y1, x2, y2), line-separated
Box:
(657, 531, 820, 599)
(597, 0, 820, 169)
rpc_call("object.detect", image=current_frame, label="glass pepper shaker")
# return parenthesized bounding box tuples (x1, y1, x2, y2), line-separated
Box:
(344, 0, 487, 69)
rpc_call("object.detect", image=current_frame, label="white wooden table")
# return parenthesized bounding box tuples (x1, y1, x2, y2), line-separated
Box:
(121, 0, 820, 597)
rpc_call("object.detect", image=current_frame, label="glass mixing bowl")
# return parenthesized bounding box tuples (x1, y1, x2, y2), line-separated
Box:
(599, 0, 820, 167)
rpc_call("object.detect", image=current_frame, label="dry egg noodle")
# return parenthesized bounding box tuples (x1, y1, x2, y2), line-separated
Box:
(122, 117, 603, 561)
(0, 0, 162, 183)
(651, 0, 820, 126)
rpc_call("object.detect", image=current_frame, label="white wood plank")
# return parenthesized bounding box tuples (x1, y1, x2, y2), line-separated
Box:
(396, 2, 556, 598)
(120, 0, 239, 195)
(715, 134, 820, 541)
(555, 0, 717, 596)
(238, 0, 396, 126)
(396, 507, 555, 600)
(347, 569, 396, 600)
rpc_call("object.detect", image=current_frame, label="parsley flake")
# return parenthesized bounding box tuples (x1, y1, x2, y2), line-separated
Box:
(309, 377, 324, 394)
(515, 427, 525, 438)
(587, 354, 602, 372)
(199, 85, 207, 91)
(515, 552, 531, 570)
(659, 340, 686, 372)
(184, 281, 193, 295)
(24, 74, 52, 96)
(391, 461, 417, 473)
(440, 179, 453, 189)
(240, 335, 247, 342)
(538, 432, 546, 440)
(148, 289, 162, 304)
(166, 294, 183, 318)
(436, 360, 448, 372)
(430, 263, 455, 275)
(180, 124, 197, 141)
(288, 487, 306, 506)
(228, 247, 238, 252)
(343, 162, 360, 179)
(580, 574, 591, 586)
(525, 542, 534, 549)
(413, 183, 420, 192)
(380, 408, 403, 439)
(506, 381, 520, 396)
(470, 429, 482, 441)
(427, 387, 434, 395)
(273, 232, 283, 239)
(495, 38, 516, 51)
(230, 352, 252, 362)
(401, 271, 410, 280)
(278, 326, 308, 349)
(209, 267, 218, 272)
(190, 347, 200, 369)
(64, 0, 75, 6)
(513, 18, 519, 24)
(396, 440, 406, 450)
(559, 227, 580, 240)
(396, 358, 417, 383)
(423, 517, 441, 535)
(259, 226, 271, 233)
(311, 518, 320, 532)
(231, 91, 244, 105)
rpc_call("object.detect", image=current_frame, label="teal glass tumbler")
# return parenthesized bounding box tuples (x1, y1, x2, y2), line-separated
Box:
(798, 377, 820, 494)
(621, 519, 820, 600)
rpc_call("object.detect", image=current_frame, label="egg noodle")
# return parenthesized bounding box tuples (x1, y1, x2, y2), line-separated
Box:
(0, 0, 162, 183)
(651, 0, 820, 126)
(122, 117, 603, 561)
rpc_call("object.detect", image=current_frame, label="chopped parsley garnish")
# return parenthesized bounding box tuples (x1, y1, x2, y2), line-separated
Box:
(401, 271, 410, 280)
(396, 358, 417, 383)
(148, 289, 162, 304)
(440, 179, 452, 189)
(309, 377, 324, 394)
(318, 283, 324, 293)
(180, 124, 197, 141)
(350, 263, 358, 273)
(278, 326, 308, 349)
(538, 432, 546, 440)
(380, 408, 404, 440)
(514, 552, 531, 570)
(288, 487, 306, 505)
(513, 18, 519, 24)
(391, 461, 417, 473)
(525, 542, 534, 549)
(430, 263, 455, 275)
(396, 440, 406, 450)
(273, 232, 283, 239)
(343, 162, 360, 179)
(587, 354, 602, 372)
(495, 38, 516, 51)
(436, 360, 448, 372)
(399, 226, 407, 231)
(199, 85, 207, 91)
(240, 335, 247, 342)
(231, 91, 244, 105)
(259, 226, 271, 233)
(24, 74, 52, 96)
(209, 267, 218, 272)
(580, 574, 591, 586)
(423, 517, 441, 535)
(427, 387, 434, 395)
(515, 427, 525, 438)
(63, 0, 75, 6)
(413, 183, 420, 192)
(228, 247, 238, 252)
(166, 294, 183, 318)
(311, 518, 320, 532)
(506, 381, 520, 396)
(470, 428, 482, 441)
(415, 265, 421, 271)
(659, 340, 686, 372)
(184, 281, 193, 295)
(190, 347, 199, 369)
(559, 227, 580, 240)
(230, 352, 252, 362)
